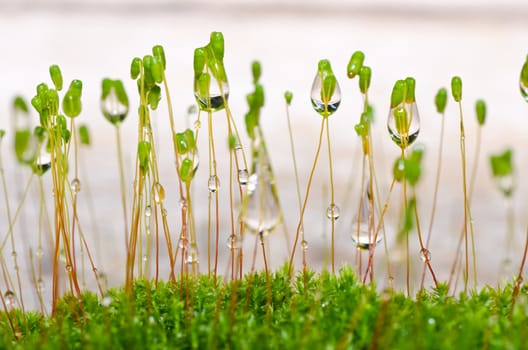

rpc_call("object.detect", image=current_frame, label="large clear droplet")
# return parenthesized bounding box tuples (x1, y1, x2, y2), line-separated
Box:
(70, 178, 81, 194)
(238, 169, 249, 185)
(520, 80, 528, 102)
(351, 181, 381, 250)
(226, 235, 242, 250)
(326, 204, 340, 221)
(208, 175, 220, 193)
(242, 138, 281, 234)
(310, 72, 341, 116)
(33, 152, 51, 176)
(387, 102, 420, 148)
(194, 76, 229, 112)
(101, 87, 128, 125)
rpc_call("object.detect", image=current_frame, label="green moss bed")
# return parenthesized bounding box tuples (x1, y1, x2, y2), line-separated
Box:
(1, 266, 527, 349)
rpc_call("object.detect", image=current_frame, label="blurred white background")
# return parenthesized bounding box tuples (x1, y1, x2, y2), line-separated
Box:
(0, 0, 527, 307)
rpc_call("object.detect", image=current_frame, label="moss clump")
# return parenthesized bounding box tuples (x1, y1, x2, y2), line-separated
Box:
(1, 266, 527, 349)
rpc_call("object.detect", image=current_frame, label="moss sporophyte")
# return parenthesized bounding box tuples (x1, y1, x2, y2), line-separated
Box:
(1, 33, 528, 348)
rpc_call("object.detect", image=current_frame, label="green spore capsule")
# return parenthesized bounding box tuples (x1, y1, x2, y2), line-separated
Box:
(390, 80, 406, 108)
(193, 48, 206, 77)
(62, 91, 82, 118)
(393, 157, 406, 182)
(69, 80, 83, 96)
(183, 129, 196, 150)
(78, 124, 90, 145)
(252, 61, 261, 84)
(490, 148, 514, 197)
(435, 88, 448, 114)
(451, 76, 462, 102)
(31, 96, 43, 114)
(359, 66, 371, 94)
(130, 57, 142, 80)
(245, 110, 258, 139)
(321, 74, 337, 105)
(49, 65, 63, 91)
(405, 77, 416, 103)
(253, 84, 265, 108)
(180, 158, 194, 183)
(347, 51, 365, 79)
(152, 45, 166, 70)
(37, 83, 49, 97)
(0, 130, 5, 139)
(142, 55, 155, 87)
(284, 91, 293, 105)
(210, 32, 225, 60)
(318, 59, 332, 74)
(176, 132, 189, 154)
(228, 134, 236, 150)
(148, 85, 161, 110)
(475, 99, 486, 126)
(151, 57, 163, 84)
(13, 96, 29, 113)
(138, 141, 151, 174)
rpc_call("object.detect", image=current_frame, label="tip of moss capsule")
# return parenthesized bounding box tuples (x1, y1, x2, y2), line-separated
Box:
(318, 59, 332, 74)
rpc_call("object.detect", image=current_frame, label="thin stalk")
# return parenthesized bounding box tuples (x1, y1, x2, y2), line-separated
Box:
(289, 118, 326, 275)
(511, 226, 528, 314)
(115, 126, 129, 250)
(420, 112, 445, 290)
(325, 118, 336, 274)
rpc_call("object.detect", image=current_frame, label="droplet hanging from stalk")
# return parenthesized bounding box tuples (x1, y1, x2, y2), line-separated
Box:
(351, 180, 380, 250)
(193, 34, 230, 112)
(101, 79, 129, 126)
(490, 149, 515, 197)
(241, 136, 281, 234)
(520, 55, 528, 102)
(311, 59, 341, 116)
(387, 78, 421, 149)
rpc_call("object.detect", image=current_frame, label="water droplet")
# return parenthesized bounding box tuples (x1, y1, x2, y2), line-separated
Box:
(520, 80, 528, 103)
(36, 247, 44, 258)
(145, 205, 152, 217)
(4, 290, 16, 309)
(70, 178, 81, 194)
(178, 149, 200, 176)
(179, 199, 187, 210)
(420, 248, 431, 262)
(428, 318, 435, 325)
(238, 169, 249, 185)
(310, 70, 341, 116)
(102, 296, 113, 307)
(226, 235, 242, 250)
(326, 204, 340, 221)
(186, 255, 199, 265)
(351, 186, 380, 250)
(11, 251, 16, 258)
(208, 175, 220, 193)
(193, 119, 201, 130)
(33, 152, 51, 175)
(65, 264, 73, 273)
(101, 86, 128, 125)
(194, 76, 229, 112)
(161, 209, 167, 217)
(153, 183, 165, 204)
(142, 254, 148, 262)
(387, 103, 420, 148)
(301, 240, 309, 251)
(241, 141, 280, 233)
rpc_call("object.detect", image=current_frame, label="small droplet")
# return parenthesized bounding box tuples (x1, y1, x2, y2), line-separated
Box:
(11, 251, 17, 258)
(65, 264, 73, 273)
(70, 178, 81, 194)
(153, 183, 165, 203)
(102, 296, 113, 307)
(420, 248, 431, 262)
(145, 205, 152, 217)
(226, 235, 242, 250)
(186, 253, 198, 265)
(4, 290, 16, 309)
(179, 199, 187, 210)
(36, 247, 44, 258)
(208, 175, 220, 193)
(142, 254, 148, 262)
(238, 169, 249, 185)
(326, 204, 340, 221)
(301, 240, 309, 251)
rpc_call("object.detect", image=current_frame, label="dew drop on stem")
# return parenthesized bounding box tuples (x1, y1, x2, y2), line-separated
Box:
(208, 175, 220, 193)
(153, 183, 165, 204)
(70, 178, 81, 194)
(4, 290, 15, 309)
(420, 248, 431, 262)
(238, 169, 249, 185)
(326, 204, 340, 221)
(145, 205, 152, 217)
